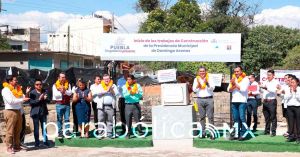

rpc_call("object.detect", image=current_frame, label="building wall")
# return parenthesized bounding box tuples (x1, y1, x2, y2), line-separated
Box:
(47, 17, 107, 56)
(0, 52, 101, 70)
(0, 61, 28, 69)
(8, 40, 29, 51)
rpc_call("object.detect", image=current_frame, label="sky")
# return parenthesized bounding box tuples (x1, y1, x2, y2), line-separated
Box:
(1, 0, 300, 41)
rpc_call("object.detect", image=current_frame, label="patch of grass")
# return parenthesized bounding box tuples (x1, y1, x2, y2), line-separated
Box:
(55, 127, 153, 148)
(194, 131, 300, 152)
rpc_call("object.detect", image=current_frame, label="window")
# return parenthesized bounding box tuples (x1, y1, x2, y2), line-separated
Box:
(12, 29, 25, 35)
(11, 45, 22, 51)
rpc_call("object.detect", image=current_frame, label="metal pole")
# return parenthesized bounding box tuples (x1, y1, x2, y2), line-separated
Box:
(67, 25, 70, 68)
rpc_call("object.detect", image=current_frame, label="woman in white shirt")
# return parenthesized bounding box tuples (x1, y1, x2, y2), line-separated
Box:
(284, 76, 300, 144)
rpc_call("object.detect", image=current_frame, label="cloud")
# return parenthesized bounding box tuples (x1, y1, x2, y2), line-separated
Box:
(0, 10, 147, 41)
(254, 5, 300, 29)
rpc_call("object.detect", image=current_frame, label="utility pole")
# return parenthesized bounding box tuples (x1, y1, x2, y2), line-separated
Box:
(67, 25, 70, 68)
(0, 0, 7, 13)
(111, 13, 114, 33)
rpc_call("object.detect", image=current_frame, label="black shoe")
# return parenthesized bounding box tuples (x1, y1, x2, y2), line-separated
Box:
(229, 136, 237, 141)
(65, 131, 73, 139)
(286, 138, 296, 142)
(271, 133, 276, 137)
(238, 137, 246, 141)
(57, 133, 64, 139)
(210, 136, 215, 140)
(200, 135, 206, 139)
(264, 132, 270, 135)
(125, 135, 130, 139)
(43, 142, 50, 147)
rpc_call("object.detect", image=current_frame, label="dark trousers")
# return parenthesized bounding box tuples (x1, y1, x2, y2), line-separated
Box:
(118, 98, 126, 133)
(246, 99, 258, 130)
(92, 102, 98, 128)
(32, 115, 48, 145)
(20, 113, 26, 144)
(287, 106, 300, 140)
(263, 99, 277, 134)
(125, 104, 142, 135)
(72, 102, 78, 132)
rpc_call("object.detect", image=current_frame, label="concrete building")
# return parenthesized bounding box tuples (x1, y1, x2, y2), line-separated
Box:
(47, 15, 113, 56)
(0, 51, 101, 71)
(4, 27, 40, 51)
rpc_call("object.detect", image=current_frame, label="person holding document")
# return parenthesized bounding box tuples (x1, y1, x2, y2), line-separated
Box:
(246, 74, 261, 132)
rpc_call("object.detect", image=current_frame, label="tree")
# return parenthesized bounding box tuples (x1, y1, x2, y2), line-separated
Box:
(283, 45, 300, 69)
(139, 9, 167, 33)
(164, 0, 207, 32)
(242, 25, 300, 74)
(0, 36, 10, 50)
(177, 62, 230, 74)
(135, 0, 160, 13)
(206, 0, 258, 33)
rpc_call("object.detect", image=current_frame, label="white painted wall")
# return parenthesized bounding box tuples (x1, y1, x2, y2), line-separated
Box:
(47, 17, 110, 56)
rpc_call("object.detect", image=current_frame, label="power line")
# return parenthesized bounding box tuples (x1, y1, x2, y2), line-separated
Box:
(114, 16, 129, 33)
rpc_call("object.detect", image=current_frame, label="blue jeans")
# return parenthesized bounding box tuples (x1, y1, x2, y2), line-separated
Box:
(32, 115, 48, 145)
(56, 104, 71, 134)
(232, 102, 247, 136)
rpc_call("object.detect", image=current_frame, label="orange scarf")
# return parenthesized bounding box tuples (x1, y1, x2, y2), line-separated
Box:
(2, 82, 23, 98)
(101, 80, 113, 91)
(196, 73, 209, 89)
(229, 72, 246, 88)
(55, 80, 69, 90)
(126, 81, 138, 94)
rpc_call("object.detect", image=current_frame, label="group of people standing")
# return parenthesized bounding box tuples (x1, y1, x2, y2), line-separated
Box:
(2, 70, 144, 154)
(194, 66, 300, 143)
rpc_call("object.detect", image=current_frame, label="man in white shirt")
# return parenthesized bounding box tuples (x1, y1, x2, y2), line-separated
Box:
(246, 74, 261, 132)
(277, 74, 292, 137)
(228, 66, 250, 141)
(192, 66, 215, 139)
(91, 74, 119, 138)
(52, 72, 72, 139)
(2, 75, 30, 154)
(283, 76, 300, 144)
(90, 75, 101, 129)
(260, 69, 280, 136)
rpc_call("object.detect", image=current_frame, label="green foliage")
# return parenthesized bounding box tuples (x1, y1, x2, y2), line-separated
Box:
(283, 45, 300, 69)
(164, 0, 206, 32)
(141, 61, 230, 74)
(139, 9, 167, 33)
(242, 25, 300, 73)
(177, 62, 230, 74)
(0, 36, 10, 50)
(140, 61, 176, 72)
(136, 0, 160, 13)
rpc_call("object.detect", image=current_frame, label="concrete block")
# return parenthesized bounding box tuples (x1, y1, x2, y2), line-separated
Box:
(152, 105, 196, 140)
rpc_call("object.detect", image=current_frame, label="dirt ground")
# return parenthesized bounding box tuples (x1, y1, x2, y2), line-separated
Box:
(1, 130, 300, 157)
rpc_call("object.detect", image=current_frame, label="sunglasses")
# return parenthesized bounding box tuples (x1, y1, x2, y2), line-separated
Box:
(35, 84, 42, 86)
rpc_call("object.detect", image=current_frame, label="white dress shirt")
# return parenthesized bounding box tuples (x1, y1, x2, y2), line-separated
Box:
(52, 83, 72, 101)
(261, 79, 280, 99)
(192, 76, 215, 97)
(2, 87, 23, 110)
(284, 86, 300, 107)
(227, 76, 250, 103)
